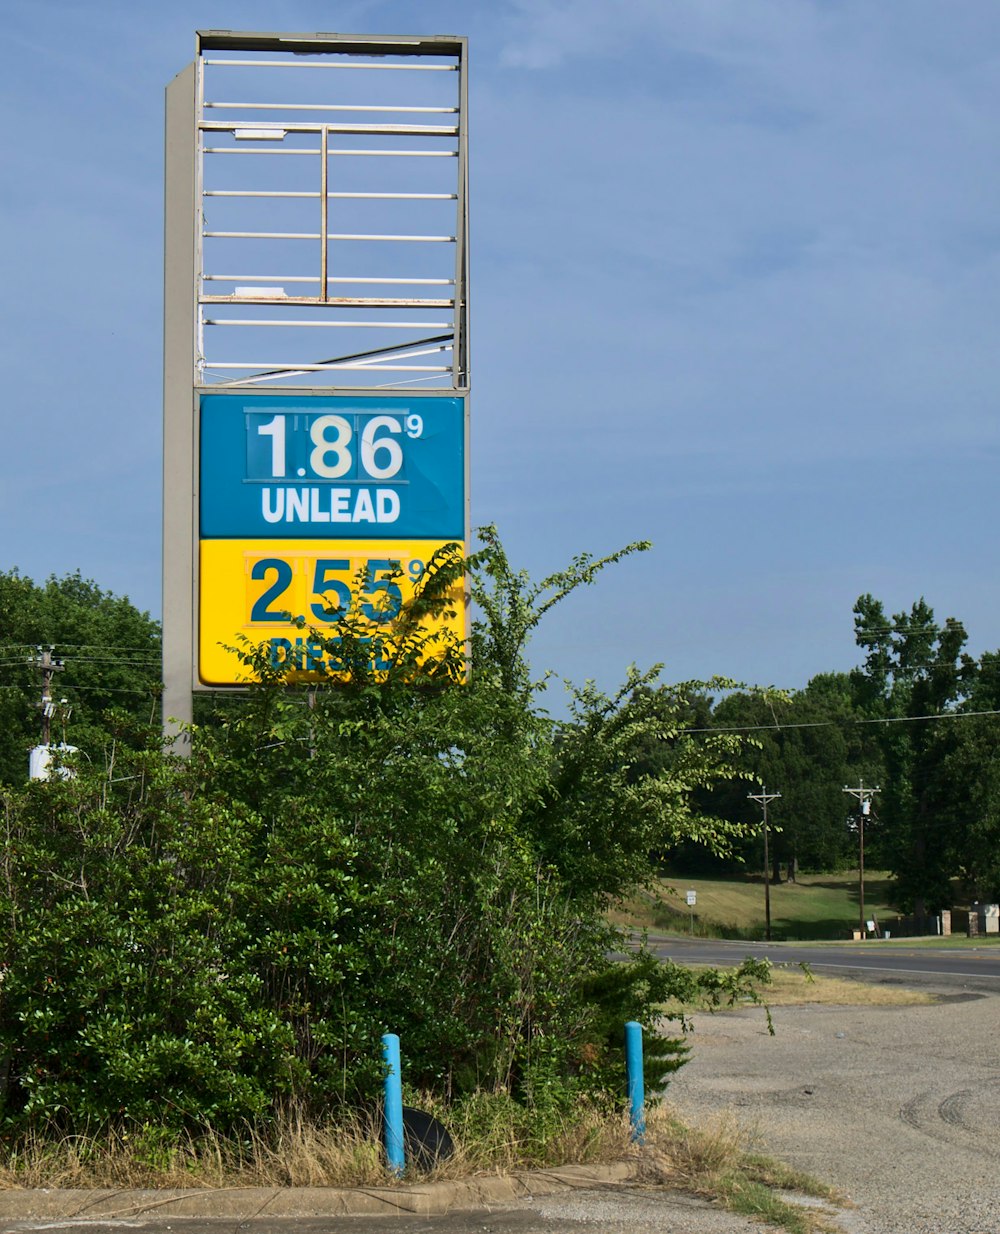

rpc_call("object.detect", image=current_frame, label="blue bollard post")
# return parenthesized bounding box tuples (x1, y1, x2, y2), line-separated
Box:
(382, 1032, 405, 1174)
(625, 1020, 645, 1144)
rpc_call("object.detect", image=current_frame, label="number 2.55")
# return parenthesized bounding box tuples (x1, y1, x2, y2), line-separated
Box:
(249, 555, 426, 626)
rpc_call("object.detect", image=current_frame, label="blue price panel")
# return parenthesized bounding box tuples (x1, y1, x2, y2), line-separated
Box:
(200, 394, 465, 539)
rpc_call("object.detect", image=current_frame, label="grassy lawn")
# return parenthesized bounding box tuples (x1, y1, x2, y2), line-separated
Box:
(614, 870, 899, 941)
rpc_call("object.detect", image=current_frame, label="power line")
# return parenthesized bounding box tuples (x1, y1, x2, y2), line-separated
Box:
(0, 655, 160, 668)
(688, 708, 1000, 734)
(0, 643, 160, 655)
(0, 659, 160, 667)
(854, 623, 966, 636)
(0, 683, 160, 697)
(43, 657, 160, 666)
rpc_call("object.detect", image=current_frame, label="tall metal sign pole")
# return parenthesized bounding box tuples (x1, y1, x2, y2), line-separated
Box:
(747, 787, 781, 942)
(163, 31, 470, 745)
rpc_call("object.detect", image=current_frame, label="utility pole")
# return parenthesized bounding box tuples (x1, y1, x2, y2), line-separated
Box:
(843, 781, 879, 937)
(31, 647, 64, 746)
(748, 787, 781, 942)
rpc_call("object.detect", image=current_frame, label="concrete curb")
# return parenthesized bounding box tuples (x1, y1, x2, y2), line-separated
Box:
(0, 1161, 639, 1222)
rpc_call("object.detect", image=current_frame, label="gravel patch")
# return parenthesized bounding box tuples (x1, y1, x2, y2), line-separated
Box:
(667, 989, 1000, 1233)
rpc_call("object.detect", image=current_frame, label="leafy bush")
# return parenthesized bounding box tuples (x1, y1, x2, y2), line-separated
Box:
(0, 533, 762, 1135)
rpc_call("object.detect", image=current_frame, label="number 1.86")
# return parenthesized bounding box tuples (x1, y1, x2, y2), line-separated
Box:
(253, 412, 424, 482)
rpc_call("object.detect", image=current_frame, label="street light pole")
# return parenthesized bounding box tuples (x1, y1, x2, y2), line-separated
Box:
(748, 787, 781, 942)
(843, 781, 879, 937)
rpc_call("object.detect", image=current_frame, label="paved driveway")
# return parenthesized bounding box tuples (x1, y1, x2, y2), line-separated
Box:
(667, 986, 1000, 1234)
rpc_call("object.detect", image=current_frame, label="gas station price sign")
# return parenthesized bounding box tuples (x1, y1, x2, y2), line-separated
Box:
(197, 393, 467, 686)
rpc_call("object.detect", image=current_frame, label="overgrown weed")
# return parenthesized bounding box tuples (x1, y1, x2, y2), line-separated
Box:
(421, 1092, 634, 1176)
(0, 1112, 385, 1191)
(636, 1107, 845, 1234)
(0, 1096, 632, 1191)
(0, 1100, 844, 1233)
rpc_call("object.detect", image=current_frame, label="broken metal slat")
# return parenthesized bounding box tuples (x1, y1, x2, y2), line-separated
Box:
(203, 362, 451, 371)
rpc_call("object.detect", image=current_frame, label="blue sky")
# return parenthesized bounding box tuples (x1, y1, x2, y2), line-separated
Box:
(3, 0, 999, 704)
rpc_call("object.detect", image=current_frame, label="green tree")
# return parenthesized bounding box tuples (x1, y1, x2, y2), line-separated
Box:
(916, 651, 1000, 903)
(0, 570, 161, 784)
(526, 674, 752, 906)
(693, 676, 875, 883)
(851, 595, 967, 914)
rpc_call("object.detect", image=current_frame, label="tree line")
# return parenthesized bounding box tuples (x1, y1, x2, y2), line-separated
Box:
(663, 594, 1000, 916)
(1, 566, 997, 918)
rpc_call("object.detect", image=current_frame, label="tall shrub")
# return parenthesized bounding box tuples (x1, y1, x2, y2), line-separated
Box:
(0, 534, 763, 1133)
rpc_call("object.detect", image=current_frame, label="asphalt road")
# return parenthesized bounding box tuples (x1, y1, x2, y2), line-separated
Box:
(644, 934, 1000, 992)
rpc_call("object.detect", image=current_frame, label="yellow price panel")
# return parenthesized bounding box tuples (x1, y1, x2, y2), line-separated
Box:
(199, 539, 466, 686)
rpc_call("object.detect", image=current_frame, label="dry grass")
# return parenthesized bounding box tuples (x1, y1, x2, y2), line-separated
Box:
(0, 1101, 634, 1192)
(655, 963, 934, 1018)
(0, 1102, 844, 1232)
(637, 1106, 845, 1234)
(751, 965, 934, 1008)
(0, 1114, 388, 1191)
(635, 1104, 747, 1187)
